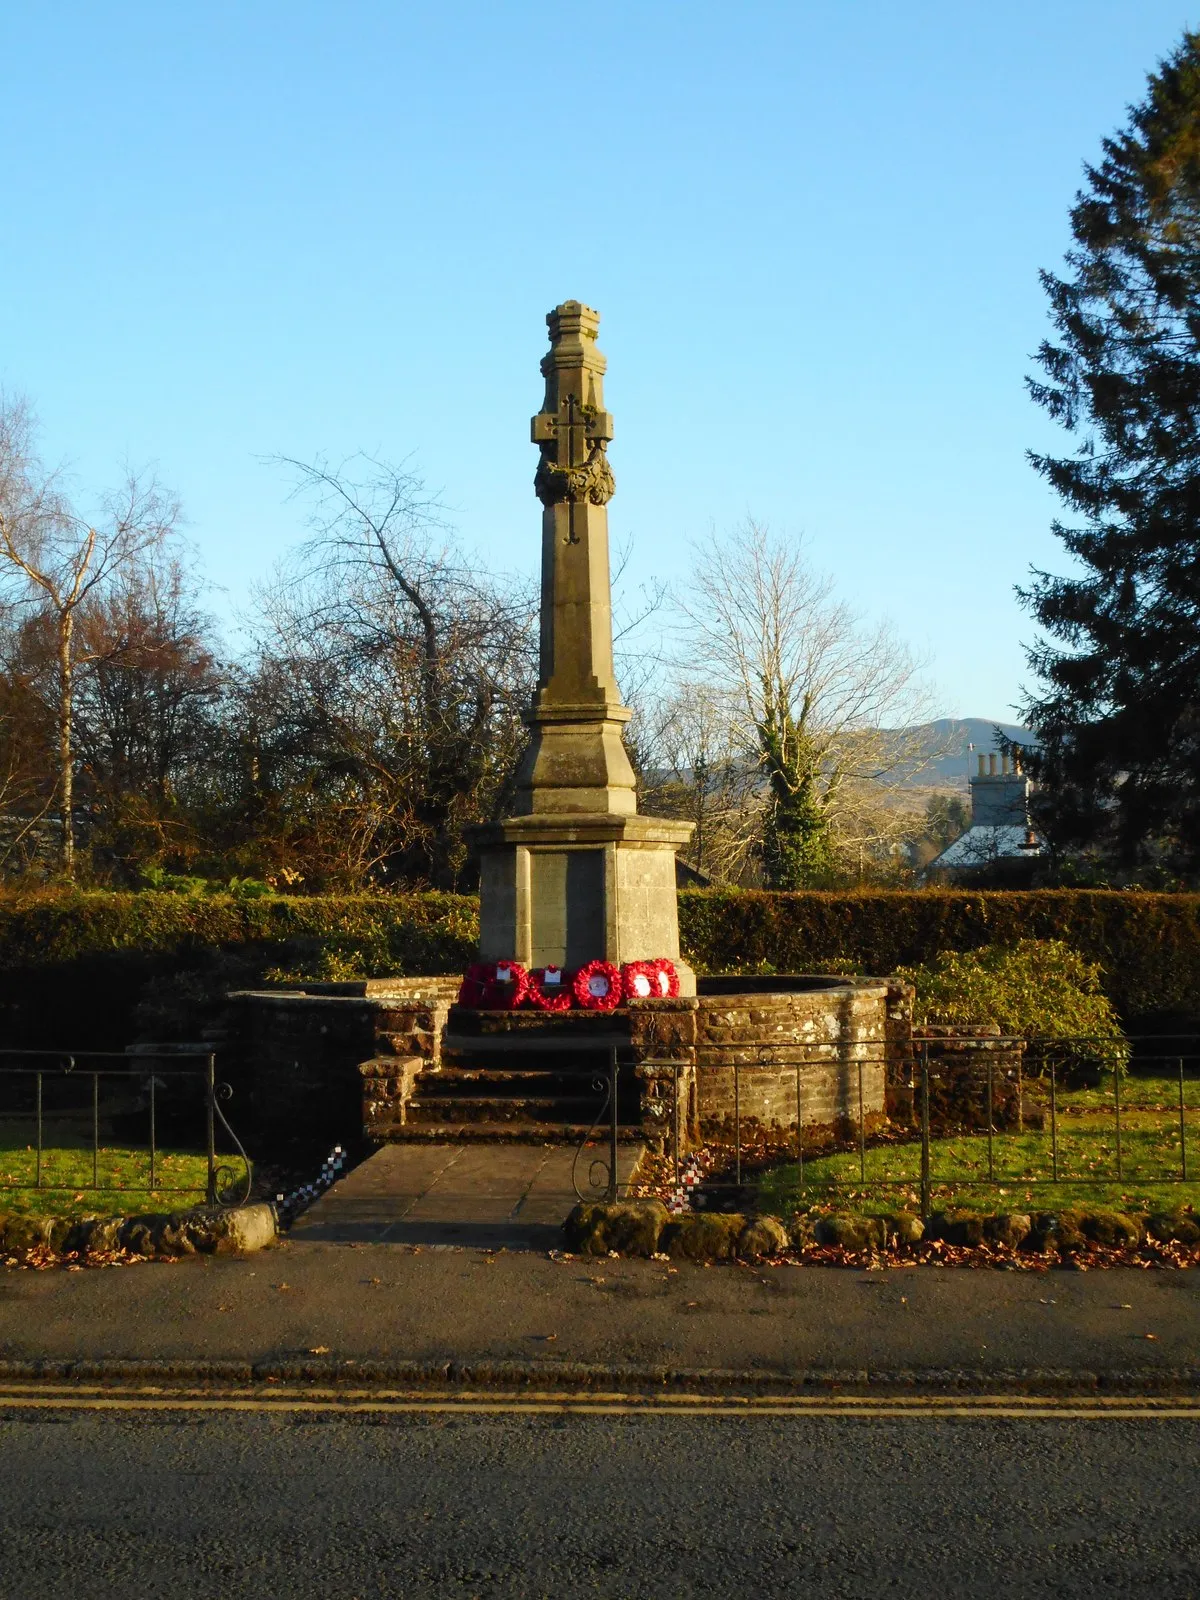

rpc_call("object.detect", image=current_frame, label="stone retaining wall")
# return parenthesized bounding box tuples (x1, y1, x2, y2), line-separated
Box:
(228, 978, 456, 1141)
(230, 974, 903, 1150)
(692, 978, 890, 1136)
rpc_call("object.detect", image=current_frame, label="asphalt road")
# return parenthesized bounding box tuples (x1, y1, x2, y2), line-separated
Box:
(3, 1407, 1199, 1598)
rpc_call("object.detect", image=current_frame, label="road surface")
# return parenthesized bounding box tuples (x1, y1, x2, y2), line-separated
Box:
(2, 1396, 1197, 1597)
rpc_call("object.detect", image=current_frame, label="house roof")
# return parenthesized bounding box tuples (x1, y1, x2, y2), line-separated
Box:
(929, 824, 1044, 870)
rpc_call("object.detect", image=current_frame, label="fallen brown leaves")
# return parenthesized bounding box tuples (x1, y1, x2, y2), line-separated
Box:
(3, 1245, 143, 1271)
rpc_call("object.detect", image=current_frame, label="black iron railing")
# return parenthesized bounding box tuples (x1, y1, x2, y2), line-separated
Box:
(0, 1048, 251, 1207)
(572, 1045, 621, 1203)
(612, 1034, 1200, 1219)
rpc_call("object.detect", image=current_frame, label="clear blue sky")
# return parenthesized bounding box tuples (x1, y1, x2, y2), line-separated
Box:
(2, 1, 1195, 720)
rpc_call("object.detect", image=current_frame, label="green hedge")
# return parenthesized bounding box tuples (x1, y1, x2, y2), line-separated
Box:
(0, 890, 479, 1050)
(0, 889, 479, 975)
(677, 889, 1200, 1021)
(0, 889, 1196, 1039)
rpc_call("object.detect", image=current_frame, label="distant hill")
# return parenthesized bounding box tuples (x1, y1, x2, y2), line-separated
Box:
(905, 717, 1036, 788)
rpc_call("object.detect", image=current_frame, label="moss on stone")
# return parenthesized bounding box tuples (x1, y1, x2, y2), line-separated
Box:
(1076, 1208, 1145, 1247)
(1029, 1211, 1087, 1252)
(562, 1199, 669, 1258)
(1147, 1210, 1200, 1245)
(660, 1213, 745, 1261)
(925, 1209, 987, 1247)
(984, 1213, 1032, 1248)
(813, 1214, 888, 1251)
(885, 1212, 925, 1246)
(737, 1215, 790, 1258)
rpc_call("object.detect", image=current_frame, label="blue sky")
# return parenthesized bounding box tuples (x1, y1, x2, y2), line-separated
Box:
(2, 1, 1195, 720)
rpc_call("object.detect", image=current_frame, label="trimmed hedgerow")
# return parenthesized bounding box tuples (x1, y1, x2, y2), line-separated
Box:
(675, 889, 1200, 1022)
(0, 889, 478, 974)
(0, 888, 1197, 1037)
(0, 890, 479, 1049)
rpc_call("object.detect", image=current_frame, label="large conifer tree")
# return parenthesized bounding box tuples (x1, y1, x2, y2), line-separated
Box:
(1023, 32, 1200, 873)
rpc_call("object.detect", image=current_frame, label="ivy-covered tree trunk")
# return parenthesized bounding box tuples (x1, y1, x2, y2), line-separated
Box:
(1022, 32, 1200, 875)
(756, 700, 835, 888)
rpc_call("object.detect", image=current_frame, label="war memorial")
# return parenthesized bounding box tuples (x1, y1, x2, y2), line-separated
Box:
(235, 303, 896, 1175)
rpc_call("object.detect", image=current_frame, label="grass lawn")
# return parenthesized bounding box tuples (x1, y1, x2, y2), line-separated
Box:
(754, 1073, 1200, 1217)
(0, 1124, 250, 1219)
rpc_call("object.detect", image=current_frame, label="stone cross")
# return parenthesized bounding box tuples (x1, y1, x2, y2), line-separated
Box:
(519, 301, 632, 803)
(469, 301, 695, 985)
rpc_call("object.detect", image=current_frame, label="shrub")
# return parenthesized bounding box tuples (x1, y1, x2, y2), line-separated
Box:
(896, 940, 1122, 1040)
(896, 939, 1128, 1083)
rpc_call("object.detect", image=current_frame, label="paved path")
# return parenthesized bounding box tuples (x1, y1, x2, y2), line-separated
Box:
(3, 1241, 1200, 1384)
(288, 1142, 645, 1248)
(3, 1407, 1199, 1597)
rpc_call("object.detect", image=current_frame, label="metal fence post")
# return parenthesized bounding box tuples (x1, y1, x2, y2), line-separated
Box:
(608, 1046, 619, 1201)
(149, 1073, 157, 1193)
(1180, 1058, 1188, 1183)
(1050, 1059, 1059, 1183)
(35, 1071, 43, 1189)
(1114, 1057, 1123, 1181)
(734, 1061, 741, 1189)
(672, 1061, 681, 1192)
(206, 1053, 218, 1206)
(986, 1055, 994, 1181)
(92, 1072, 100, 1189)
(795, 1061, 804, 1197)
(919, 1042, 931, 1220)
(857, 1056, 866, 1183)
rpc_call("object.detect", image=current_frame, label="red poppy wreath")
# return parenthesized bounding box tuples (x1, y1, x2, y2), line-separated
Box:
(620, 960, 658, 1000)
(526, 965, 573, 1012)
(461, 959, 529, 1009)
(650, 958, 681, 998)
(455, 962, 489, 1007)
(572, 959, 623, 1012)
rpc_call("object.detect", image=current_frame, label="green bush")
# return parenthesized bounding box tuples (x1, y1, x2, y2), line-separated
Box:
(896, 940, 1123, 1040)
(895, 940, 1129, 1081)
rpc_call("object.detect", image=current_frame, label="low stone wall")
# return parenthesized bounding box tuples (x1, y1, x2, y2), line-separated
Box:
(692, 977, 891, 1138)
(0, 1202, 277, 1260)
(229, 973, 905, 1151)
(228, 978, 457, 1142)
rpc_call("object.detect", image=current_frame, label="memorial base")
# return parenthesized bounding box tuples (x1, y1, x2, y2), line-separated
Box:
(470, 811, 696, 992)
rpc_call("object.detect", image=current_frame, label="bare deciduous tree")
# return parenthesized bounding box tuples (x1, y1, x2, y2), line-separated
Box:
(671, 519, 941, 887)
(0, 397, 179, 876)
(243, 454, 537, 887)
(638, 682, 761, 882)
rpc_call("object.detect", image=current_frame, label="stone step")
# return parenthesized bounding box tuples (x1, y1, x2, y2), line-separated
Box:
(413, 1068, 611, 1097)
(405, 1094, 607, 1125)
(377, 1120, 645, 1144)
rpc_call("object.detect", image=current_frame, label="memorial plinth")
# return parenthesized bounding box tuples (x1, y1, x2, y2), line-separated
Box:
(469, 301, 695, 987)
